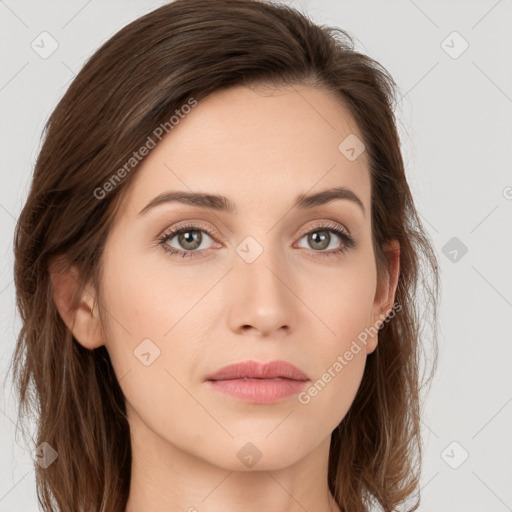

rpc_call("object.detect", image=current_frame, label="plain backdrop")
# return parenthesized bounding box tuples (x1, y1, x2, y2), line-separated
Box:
(1, 1, 511, 511)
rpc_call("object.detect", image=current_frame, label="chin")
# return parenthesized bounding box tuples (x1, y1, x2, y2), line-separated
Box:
(197, 436, 313, 472)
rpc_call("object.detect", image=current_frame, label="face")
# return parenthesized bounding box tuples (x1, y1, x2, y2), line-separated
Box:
(92, 84, 396, 471)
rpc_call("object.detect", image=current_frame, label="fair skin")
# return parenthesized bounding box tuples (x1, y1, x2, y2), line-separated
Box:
(51, 84, 399, 512)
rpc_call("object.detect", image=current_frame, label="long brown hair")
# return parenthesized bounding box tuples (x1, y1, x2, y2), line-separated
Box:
(8, 0, 440, 510)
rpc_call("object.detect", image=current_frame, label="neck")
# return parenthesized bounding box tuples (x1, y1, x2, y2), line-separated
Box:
(124, 407, 341, 512)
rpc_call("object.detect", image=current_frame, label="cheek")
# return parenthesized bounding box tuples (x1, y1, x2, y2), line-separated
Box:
(99, 256, 209, 449)
(99, 246, 217, 403)
(291, 257, 376, 424)
(101, 240, 212, 343)
(297, 254, 377, 352)
(294, 348, 367, 444)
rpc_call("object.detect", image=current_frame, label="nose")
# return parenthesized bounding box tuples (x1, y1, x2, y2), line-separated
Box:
(226, 241, 296, 338)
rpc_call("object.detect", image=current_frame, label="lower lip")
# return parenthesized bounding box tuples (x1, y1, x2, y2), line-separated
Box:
(206, 378, 308, 404)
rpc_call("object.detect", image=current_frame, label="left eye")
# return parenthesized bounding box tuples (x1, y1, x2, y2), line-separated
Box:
(296, 227, 348, 252)
(159, 226, 215, 258)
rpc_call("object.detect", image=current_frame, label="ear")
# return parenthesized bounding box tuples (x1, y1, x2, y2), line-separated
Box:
(48, 256, 105, 350)
(367, 239, 400, 354)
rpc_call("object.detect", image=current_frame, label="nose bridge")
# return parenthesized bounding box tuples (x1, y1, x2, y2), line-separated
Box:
(237, 231, 289, 300)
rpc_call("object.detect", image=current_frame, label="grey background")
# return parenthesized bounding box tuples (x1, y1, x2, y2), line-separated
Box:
(1, 0, 511, 510)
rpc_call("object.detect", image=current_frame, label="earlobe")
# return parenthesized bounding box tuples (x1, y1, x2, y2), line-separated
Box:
(49, 257, 104, 350)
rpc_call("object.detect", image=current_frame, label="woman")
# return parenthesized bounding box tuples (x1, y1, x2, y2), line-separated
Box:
(9, 0, 440, 510)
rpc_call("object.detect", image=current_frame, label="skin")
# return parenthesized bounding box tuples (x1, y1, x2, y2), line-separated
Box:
(51, 83, 400, 512)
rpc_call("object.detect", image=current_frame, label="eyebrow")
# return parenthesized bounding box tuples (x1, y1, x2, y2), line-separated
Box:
(138, 185, 365, 217)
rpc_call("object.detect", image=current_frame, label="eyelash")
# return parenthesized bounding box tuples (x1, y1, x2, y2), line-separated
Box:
(157, 221, 356, 260)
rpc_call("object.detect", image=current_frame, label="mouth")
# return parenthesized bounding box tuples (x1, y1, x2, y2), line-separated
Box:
(204, 359, 309, 381)
(204, 360, 309, 404)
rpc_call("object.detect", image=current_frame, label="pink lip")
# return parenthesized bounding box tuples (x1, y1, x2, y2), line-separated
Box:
(204, 360, 309, 404)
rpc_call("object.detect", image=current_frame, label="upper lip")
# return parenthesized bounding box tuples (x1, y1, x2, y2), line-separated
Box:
(205, 360, 309, 381)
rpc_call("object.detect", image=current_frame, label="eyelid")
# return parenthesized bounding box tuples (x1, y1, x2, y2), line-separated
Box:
(295, 219, 351, 238)
(158, 220, 222, 241)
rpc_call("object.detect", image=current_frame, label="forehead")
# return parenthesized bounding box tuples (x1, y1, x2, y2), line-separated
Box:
(117, 84, 370, 220)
